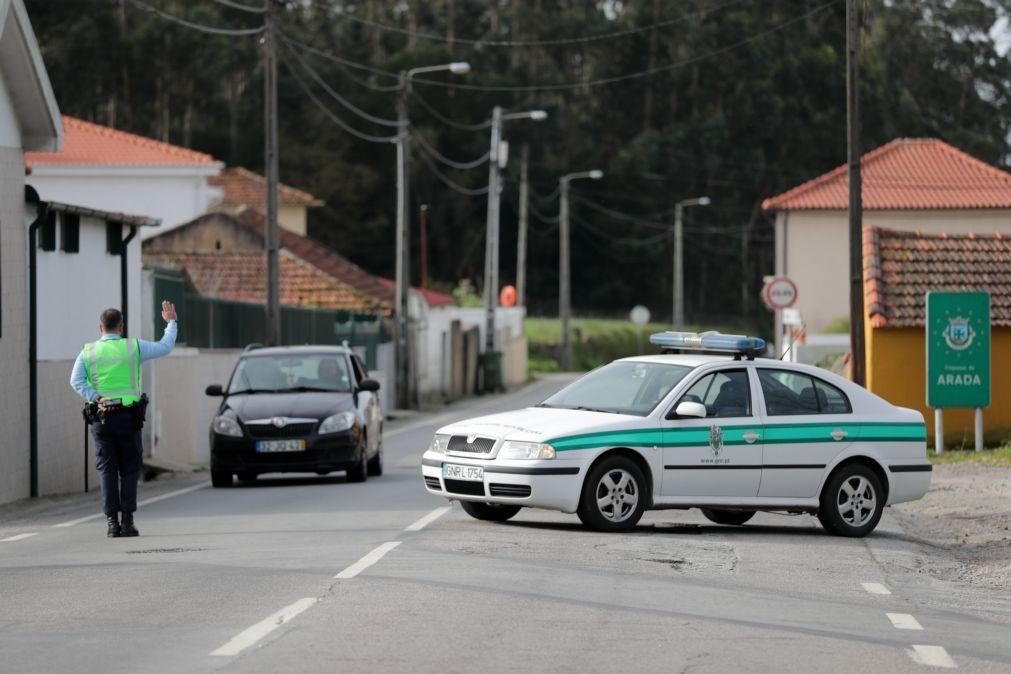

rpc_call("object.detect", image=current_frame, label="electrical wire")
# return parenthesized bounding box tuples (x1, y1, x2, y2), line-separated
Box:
(532, 185, 561, 203)
(125, 0, 265, 35)
(571, 214, 673, 247)
(279, 32, 403, 86)
(281, 38, 403, 127)
(528, 201, 559, 225)
(282, 59, 400, 144)
(414, 146, 490, 196)
(209, 0, 265, 13)
(335, 0, 751, 48)
(409, 90, 492, 131)
(571, 195, 672, 230)
(410, 1, 840, 92)
(411, 131, 489, 170)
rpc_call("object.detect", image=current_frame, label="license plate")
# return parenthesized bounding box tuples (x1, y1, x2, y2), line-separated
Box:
(443, 463, 484, 481)
(255, 439, 306, 453)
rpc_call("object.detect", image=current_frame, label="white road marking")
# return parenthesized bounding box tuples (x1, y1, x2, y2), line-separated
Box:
(0, 533, 39, 542)
(209, 597, 317, 657)
(908, 645, 957, 668)
(888, 613, 924, 630)
(861, 582, 891, 595)
(404, 506, 450, 532)
(335, 541, 401, 579)
(52, 482, 210, 528)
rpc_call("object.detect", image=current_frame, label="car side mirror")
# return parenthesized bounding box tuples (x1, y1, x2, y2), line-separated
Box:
(205, 384, 224, 397)
(671, 401, 707, 419)
(358, 378, 380, 392)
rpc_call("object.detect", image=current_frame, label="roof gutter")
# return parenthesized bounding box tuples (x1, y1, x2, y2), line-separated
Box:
(25, 185, 45, 498)
(121, 226, 138, 337)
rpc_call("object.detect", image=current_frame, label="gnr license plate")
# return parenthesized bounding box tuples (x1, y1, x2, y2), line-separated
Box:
(443, 463, 484, 481)
(256, 439, 306, 453)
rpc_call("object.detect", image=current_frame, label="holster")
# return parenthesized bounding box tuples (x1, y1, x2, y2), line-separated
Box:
(132, 394, 149, 431)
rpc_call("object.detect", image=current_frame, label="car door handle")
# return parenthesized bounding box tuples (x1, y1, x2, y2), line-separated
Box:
(831, 428, 848, 441)
(742, 430, 761, 443)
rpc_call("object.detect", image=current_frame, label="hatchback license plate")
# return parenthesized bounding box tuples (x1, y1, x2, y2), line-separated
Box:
(443, 463, 484, 481)
(256, 439, 306, 453)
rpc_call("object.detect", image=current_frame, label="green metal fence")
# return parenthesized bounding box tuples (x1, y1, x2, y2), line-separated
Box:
(152, 270, 388, 368)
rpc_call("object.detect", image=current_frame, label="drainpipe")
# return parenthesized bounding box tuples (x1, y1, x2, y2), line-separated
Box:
(26, 186, 45, 498)
(120, 226, 137, 337)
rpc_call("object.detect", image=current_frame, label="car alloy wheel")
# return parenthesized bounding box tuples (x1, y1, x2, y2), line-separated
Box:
(595, 468, 639, 523)
(817, 464, 884, 537)
(836, 475, 876, 528)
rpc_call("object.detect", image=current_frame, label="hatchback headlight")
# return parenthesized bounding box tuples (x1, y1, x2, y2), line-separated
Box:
(319, 411, 356, 435)
(499, 441, 555, 460)
(429, 433, 450, 454)
(212, 415, 242, 438)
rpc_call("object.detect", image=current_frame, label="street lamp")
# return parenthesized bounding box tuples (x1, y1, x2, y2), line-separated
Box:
(394, 61, 470, 409)
(672, 196, 711, 328)
(559, 169, 603, 371)
(483, 107, 548, 357)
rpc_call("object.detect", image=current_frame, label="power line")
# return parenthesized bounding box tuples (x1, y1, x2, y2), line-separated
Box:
(528, 201, 559, 225)
(571, 195, 671, 230)
(409, 90, 492, 131)
(335, 0, 751, 48)
(282, 58, 399, 144)
(411, 131, 489, 170)
(209, 0, 265, 13)
(279, 31, 402, 85)
(415, 145, 490, 196)
(411, 1, 840, 92)
(125, 0, 265, 36)
(571, 214, 673, 247)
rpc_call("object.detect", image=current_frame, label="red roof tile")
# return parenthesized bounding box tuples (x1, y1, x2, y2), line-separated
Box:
(209, 167, 323, 208)
(763, 139, 1011, 211)
(145, 251, 384, 313)
(26, 116, 219, 168)
(862, 226, 1011, 328)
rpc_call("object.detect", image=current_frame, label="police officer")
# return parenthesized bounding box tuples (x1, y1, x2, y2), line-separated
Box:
(70, 301, 178, 538)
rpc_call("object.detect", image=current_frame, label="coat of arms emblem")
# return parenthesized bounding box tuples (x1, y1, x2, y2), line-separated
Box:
(709, 425, 724, 457)
(943, 317, 975, 351)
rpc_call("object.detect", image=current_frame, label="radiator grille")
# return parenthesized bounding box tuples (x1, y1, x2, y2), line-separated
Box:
(444, 479, 485, 496)
(489, 483, 532, 498)
(448, 435, 496, 454)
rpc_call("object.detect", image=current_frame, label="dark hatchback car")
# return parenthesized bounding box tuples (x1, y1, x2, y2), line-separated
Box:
(206, 345, 383, 487)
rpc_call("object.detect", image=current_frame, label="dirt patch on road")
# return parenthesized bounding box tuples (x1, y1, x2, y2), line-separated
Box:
(892, 462, 1011, 591)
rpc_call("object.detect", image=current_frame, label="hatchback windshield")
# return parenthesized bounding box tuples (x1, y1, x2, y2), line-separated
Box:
(228, 354, 353, 394)
(540, 361, 693, 416)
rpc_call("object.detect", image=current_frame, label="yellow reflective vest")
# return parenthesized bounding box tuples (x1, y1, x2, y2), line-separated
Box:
(83, 338, 142, 406)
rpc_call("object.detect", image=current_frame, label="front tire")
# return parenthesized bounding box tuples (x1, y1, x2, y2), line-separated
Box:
(211, 470, 233, 488)
(577, 455, 648, 532)
(460, 500, 521, 522)
(346, 444, 368, 483)
(367, 440, 384, 476)
(817, 464, 884, 537)
(701, 508, 755, 526)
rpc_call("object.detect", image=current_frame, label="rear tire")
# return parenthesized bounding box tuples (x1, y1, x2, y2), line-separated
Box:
(211, 470, 233, 488)
(701, 508, 755, 526)
(346, 445, 368, 483)
(577, 455, 647, 532)
(817, 464, 884, 537)
(460, 500, 522, 522)
(237, 472, 257, 483)
(367, 441, 384, 477)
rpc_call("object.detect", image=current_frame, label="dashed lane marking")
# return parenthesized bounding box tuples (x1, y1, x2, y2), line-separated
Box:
(52, 482, 210, 528)
(861, 582, 891, 595)
(209, 597, 317, 657)
(908, 645, 957, 668)
(404, 507, 451, 532)
(335, 541, 401, 579)
(0, 533, 39, 542)
(888, 613, 924, 631)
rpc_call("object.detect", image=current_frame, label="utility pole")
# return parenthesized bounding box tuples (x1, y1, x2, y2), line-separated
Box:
(395, 74, 411, 409)
(516, 143, 529, 307)
(419, 204, 429, 290)
(483, 106, 503, 353)
(558, 169, 603, 371)
(846, 0, 865, 385)
(672, 196, 711, 328)
(264, 0, 281, 346)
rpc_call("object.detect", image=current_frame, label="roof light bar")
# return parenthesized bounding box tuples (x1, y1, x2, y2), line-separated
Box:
(649, 331, 767, 356)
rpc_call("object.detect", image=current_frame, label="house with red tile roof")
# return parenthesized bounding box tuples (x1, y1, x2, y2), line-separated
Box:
(762, 138, 1011, 342)
(862, 226, 1011, 440)
(208, 166, 324, 237)
(26, 116, 224, 239)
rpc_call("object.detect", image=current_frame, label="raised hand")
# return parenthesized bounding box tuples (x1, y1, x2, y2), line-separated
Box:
(161, 300, 178, 322)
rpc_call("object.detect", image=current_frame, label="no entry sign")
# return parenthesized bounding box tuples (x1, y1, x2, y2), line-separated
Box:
(762, 277, 798, 310)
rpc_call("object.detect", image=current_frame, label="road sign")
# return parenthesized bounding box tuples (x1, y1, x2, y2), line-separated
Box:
(782, 308, 802, 326)
(926, 291, 990, 409)
(762, 277, 797, 310)
(629, 305, 651, 326)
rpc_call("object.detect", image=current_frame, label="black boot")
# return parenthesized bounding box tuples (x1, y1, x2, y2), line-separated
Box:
(120, 512, 139, 537)
(106, 515, 121, 538)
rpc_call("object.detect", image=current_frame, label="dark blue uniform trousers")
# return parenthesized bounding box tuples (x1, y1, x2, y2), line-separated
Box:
(92, 411, 143, 516)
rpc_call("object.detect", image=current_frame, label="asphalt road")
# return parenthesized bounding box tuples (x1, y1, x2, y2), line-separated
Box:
(1, 375, 1009, 673)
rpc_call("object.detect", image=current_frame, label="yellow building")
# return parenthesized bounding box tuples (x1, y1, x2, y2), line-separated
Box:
(863, 226, 1011, 443)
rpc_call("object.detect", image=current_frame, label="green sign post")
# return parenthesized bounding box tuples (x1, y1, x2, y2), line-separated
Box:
(926, 291, 990, 452)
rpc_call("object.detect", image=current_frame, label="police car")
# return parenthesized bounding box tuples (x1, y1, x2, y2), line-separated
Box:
(422, 331, 931, 536)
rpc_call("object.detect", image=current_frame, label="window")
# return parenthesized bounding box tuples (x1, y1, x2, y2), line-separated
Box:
(351, 355, 368, 384)
(676, 369, 751, 418)
(758, 369, 852, 416)
(540, 361, 694, 416)
(39, 210, 56, 251)
(106, 221, 123, 255)
(228, 354, 353, 394)
(60, 213, 80, 253)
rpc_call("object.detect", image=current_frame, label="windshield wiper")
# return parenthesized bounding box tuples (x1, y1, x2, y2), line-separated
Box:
(228, 388, 279, 395)
(286, 386, 346, 393)
(535, 403, 554, 408)
(572, 405, 621, 414)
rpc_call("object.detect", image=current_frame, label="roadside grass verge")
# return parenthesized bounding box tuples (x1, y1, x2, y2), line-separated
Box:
(929, 445, 1011, 467)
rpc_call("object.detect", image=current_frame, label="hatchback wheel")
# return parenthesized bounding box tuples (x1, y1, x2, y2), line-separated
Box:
(346, 444, 368, 483)
(367, 441, 384, 477)
(460, 501, 521, 522)
(211, 470, 233, 488)
(577, 456, 647, 532)
(818, 464, 884, 537)
(701, 509, 755, 526)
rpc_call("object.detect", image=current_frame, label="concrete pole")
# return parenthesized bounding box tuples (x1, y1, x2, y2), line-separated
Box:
(935, 408, 944, 455)
(264, 1, 281, 346)
(559, 178, 571, 371)
(394, 76, 411, 409)
(673, 202, 684, 327)
(516, 143, 529, 307)
(975, 408, 983, 451)
(483, 106, 503, 353)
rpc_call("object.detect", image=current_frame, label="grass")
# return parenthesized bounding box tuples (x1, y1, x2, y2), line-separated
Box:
(929, 445, 1011, 467)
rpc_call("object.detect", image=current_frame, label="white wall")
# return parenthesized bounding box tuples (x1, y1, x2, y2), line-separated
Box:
(28, 167, 222, 239)
(0, 66, 19, 148)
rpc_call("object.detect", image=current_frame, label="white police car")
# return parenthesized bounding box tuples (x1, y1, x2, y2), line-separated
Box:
(422, 331, 931, 536)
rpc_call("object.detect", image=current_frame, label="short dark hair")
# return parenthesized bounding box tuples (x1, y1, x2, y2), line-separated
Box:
(100, 308, 123, 330)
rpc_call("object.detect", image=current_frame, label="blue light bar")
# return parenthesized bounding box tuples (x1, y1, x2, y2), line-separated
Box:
(649, 330, 767, 356)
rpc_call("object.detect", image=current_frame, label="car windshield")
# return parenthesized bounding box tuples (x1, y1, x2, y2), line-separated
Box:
(228, 354, 353, 394)
(539, 361, 693, 416)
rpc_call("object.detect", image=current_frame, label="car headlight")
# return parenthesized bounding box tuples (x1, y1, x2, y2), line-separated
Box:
(319, 411, 356, 435)
(499, 441, 555, 460)
(212, 415, 242, 438)
(429, 433, 450, 454)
